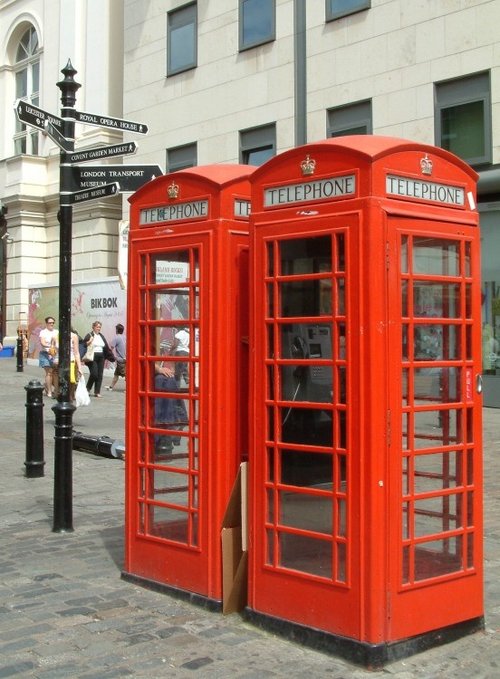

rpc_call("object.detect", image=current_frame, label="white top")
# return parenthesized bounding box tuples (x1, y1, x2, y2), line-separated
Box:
(39, 327, 58, 351)
(174, 328, 189, 354)
(92, 333, 105, 353)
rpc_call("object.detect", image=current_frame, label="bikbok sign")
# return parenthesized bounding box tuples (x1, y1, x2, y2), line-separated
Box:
(27, 278, 126, 359)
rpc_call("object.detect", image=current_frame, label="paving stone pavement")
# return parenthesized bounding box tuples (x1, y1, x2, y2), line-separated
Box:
(1, 359, 500, 678)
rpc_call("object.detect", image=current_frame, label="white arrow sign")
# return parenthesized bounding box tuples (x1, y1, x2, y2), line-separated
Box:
(64, 142, 138, 164)
(75, 110, 148, 134)
(15, 99, 63, 130)
(67, 182, 120, 205)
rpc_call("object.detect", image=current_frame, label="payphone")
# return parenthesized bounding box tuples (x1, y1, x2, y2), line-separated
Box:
(124, 165, 253, 605)
(247, 136, 483, 666)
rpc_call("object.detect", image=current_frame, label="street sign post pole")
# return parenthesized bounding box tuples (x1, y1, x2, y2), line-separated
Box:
(52, 60, 80, 533)
(15, 62, 151, 532)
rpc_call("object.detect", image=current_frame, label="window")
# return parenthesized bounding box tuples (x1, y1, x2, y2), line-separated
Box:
(240, 124, 276, 165)
(326, 0, 370, 21)
(166, 143, 197, 172)
(240, 0, 275, 51)
(167, 3, 197, 76)
(14, 26, 40, 155)
(435, 72, 492, 167)
(327, 100, 372, 137)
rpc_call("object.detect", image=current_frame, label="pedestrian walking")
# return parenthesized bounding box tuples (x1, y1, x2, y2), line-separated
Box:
(106, 323, 126, 390)
(38, 316, 58, 397)
(83, 320, 114, 398)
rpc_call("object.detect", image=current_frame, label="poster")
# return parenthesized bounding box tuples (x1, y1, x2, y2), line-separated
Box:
(28, 278, 127, 358)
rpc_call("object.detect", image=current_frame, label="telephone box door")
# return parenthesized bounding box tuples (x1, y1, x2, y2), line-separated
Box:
(250, 215, 363, 638)
(386, 218, 483, 640)
(126, 234, 210, 594)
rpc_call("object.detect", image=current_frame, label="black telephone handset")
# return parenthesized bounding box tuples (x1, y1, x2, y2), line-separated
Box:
(291, 336, 309, 384)
(291, 336, 308, 360)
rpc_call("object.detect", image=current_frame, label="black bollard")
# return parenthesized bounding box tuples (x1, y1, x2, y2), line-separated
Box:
(16, 335, 24, 372)
(52, 400, 76, 531)
(24, 380, 45, 477)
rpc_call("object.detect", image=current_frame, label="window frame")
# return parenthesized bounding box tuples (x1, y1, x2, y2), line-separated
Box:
(167, 2, 197, 77)
(326, 0, 371, 22)
(434, 71, 492, 167)
(166, 143, 198, 172)
(240, 123, 276, 166)
(327, 99, 372, 138)
(13, 25, 40, 155)
(239, 0, 276, 52)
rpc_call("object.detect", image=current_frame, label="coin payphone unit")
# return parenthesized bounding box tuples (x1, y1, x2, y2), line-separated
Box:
(124, 165, 253, 605)
(247, 137, 484, 666)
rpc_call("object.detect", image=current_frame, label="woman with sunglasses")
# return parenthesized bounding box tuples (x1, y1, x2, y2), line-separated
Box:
(39, 316, 59, 397)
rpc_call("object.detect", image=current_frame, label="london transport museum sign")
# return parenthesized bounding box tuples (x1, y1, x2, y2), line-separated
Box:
(15, 99, 161, 202)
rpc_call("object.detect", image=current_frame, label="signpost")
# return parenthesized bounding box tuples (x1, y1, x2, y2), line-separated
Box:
(67, 182, 120, 204)
(64, 141, 137, 164)
(14, 60, 155, 533)
(15, 99, 63, 130)
(45, 121, 72, 152)
(75, 109, 148, 134)
(70, 164, 162, 193)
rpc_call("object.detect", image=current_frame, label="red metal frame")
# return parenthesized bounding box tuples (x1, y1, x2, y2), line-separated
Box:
(386, 220, 483, 639)
(249, 218, 363, 638)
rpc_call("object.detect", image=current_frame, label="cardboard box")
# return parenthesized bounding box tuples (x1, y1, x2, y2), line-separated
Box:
(221, 462, 248, 614)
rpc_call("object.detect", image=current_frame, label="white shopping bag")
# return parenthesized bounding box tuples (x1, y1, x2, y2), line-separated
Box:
(75, 375, 90, 407)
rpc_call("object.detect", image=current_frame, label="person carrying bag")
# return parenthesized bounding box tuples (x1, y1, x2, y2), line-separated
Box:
(83, 320, 113, 398)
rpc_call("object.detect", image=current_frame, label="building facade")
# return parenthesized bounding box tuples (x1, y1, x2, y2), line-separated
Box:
(122, 0, 500, 403)
(0, 0, 125, 343)
(1, 0, 500, 400)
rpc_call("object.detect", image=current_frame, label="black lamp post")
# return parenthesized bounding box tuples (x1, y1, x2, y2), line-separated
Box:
(52, 60, 80, 533)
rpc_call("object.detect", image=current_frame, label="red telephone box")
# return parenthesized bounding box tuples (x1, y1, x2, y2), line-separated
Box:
(124, 165, 253, 605)
(247, 137, 484, 665)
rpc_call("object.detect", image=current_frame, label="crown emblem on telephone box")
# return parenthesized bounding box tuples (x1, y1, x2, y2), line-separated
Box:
(300, 154, 316, 176)
(167, 181, 180, 199)
(420, 154, 433, 176)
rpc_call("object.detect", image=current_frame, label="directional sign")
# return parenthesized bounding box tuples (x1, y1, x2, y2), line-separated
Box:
(45, 121, 72, 152)
(75, 110, 148, 135)
(67, 182, 119, 205)
(14, 99, 63, 131)
(71, 165, 162, 193)
(64, 141, 137, 165)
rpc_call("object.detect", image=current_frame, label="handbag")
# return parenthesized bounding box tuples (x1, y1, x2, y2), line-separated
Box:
(75, 375, 90, 407)
(83, 340, 94, 363)
(104, 345, 116, 362)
